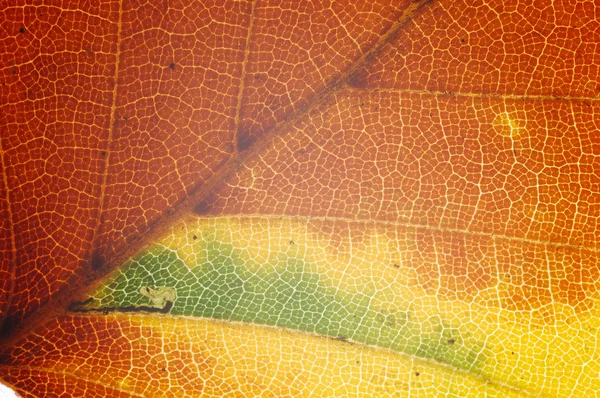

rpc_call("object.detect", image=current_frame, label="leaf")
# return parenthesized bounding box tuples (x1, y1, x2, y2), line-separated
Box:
(1, 0, 600, 396)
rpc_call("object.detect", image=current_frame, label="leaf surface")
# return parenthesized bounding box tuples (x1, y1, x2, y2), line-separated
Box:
(1, 0, 600, 396)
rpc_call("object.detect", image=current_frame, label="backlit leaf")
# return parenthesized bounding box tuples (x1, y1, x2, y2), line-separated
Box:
(1, 0, 600, 396)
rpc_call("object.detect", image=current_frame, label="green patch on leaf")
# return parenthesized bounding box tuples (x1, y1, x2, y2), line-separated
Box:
(82, 241, 486, 372)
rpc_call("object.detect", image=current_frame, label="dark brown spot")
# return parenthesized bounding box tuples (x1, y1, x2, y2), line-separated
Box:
(19, 27, 26, 34)
(447, 339, 455, 345)
(192, 235, 197, 240)
(392, 263, 400, 269)
(169, 63, 175, 70)
(415, 371, 420, 376)
(90, 250, 106, 271)
(289, 240, 295, 245)
(0, 315, 18, 340)
(193, 200, 211, 215)
(237, 132, 256, 152)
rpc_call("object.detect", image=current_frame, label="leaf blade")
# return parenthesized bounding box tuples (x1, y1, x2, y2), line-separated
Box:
(2, 0, 600, 396)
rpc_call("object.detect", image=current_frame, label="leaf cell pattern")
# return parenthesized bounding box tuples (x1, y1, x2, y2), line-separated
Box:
(1, 0, 600, 396)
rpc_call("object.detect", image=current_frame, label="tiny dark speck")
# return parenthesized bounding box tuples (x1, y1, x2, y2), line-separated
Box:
(169, 63, 175, 70)
(161, 367, 166, 372)
(101, 151, 107, 157)
(447, 339, 455, 345)
(415, 371, 420, 376)
(19, 27, 26, 34)
(192, 235, 197, 240)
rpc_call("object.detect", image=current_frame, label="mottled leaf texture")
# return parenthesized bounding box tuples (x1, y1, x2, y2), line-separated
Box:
(0, 0, 599, 397)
